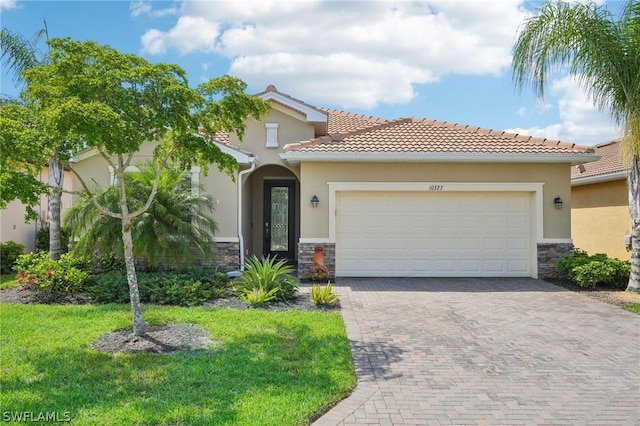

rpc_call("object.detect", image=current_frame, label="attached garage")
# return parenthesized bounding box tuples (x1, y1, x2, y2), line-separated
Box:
(335, 189, 534, 277)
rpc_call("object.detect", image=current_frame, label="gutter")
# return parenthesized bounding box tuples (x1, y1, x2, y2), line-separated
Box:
(237, 159, 256, 270)
(571, 170, 628, 186)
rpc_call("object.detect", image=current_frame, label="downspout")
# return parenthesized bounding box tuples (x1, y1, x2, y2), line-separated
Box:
(237, 159, 255, 270)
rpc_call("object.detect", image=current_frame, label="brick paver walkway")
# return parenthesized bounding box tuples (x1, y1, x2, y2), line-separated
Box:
(313, 278, 640, 425)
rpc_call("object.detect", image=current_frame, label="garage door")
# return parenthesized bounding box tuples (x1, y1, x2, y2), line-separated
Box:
(336, 191, 532, 277)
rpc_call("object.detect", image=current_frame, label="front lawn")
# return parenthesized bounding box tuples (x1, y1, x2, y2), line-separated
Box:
(623, 303, 640, 314)
(0, 304, 355, 425)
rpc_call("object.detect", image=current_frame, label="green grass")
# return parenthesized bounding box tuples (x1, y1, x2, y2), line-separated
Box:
(0, 304, 355, 425)
(623, 303, 640, 314)
(0, 273, 18, 289)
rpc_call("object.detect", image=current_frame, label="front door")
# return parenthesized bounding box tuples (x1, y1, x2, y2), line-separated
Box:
(263, 180, 295, 262)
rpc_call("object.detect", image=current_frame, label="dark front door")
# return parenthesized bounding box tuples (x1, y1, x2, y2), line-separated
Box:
(264, 180, 295, 262)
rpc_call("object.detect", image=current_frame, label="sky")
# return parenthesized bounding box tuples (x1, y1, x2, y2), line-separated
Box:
(0, 0, 625, 146)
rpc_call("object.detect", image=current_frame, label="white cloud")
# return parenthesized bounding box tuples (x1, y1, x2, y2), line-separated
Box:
(130, 0, 179, 18)
(0, 0, 18, 10)
(140, 0, 527, 108)
(506, 76, 622, 146)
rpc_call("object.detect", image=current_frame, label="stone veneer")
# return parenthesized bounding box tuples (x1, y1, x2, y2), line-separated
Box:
(210, 241, 241, 271)
(537, 243, 574, 280)
(298, 242, 336, 280)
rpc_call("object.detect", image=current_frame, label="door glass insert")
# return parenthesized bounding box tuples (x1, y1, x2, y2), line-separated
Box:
(270, 187, 289, 251)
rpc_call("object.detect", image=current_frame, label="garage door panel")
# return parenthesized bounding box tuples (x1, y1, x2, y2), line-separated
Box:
(336, 191, 532, 277)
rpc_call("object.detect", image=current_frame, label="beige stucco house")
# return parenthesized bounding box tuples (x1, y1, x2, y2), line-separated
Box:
(71, 86, 597, 279)
(0, 166, 73, 252)
(571, 139, 631, 260)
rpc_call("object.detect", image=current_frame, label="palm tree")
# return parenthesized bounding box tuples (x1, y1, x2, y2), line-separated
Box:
(512, 1, 640, 292)
(65, 164, 218, 269)
(1, 23, 66, 260)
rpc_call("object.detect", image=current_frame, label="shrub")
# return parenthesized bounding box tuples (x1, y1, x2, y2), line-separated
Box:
(310, 282, 339, 306)
(239, 286, 279, 306)
(0, 241, 24, 274)
(35, 226, 71, 253)
(14, 252, 88, 301)
(85, 268, 229, 306)
(309, 267, 329, 283)
(235, 256, 298, 302)
(557, 249, 630, 289)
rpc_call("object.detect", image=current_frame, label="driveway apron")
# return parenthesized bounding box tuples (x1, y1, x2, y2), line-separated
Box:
(313, 278, 640, 425)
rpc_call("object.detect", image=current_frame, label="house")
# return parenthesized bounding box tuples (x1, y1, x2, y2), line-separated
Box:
(71, 85, 597, 279)
(0, 166, 73, 252)
(571, 139, 631, 260)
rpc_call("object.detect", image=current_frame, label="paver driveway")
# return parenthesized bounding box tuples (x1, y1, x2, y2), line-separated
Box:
(314, 278, 640, 425)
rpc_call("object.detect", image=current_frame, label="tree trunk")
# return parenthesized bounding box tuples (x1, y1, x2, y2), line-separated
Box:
(122, 217, 146, 335)
(627, 154, 640, 293)
(48, 158, 64, 260)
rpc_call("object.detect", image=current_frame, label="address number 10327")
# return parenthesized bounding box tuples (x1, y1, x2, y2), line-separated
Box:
(428, 185, 444, 191)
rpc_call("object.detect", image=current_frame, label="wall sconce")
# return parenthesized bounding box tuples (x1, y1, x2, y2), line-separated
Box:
(554, 197, 563, 209)
(310, 195, 319, 208)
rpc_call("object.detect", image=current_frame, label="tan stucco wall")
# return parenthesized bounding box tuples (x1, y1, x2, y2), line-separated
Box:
(571, 179, 631, 260)
(1, 168, 73, 252)
(299, 162, 572, 240)
(229, 105, 315, 166)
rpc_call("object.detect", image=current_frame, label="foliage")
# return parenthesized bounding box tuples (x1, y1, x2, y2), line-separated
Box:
(0, 100, 48, 219)
(1, 24, 68, 261)
(17, 37, 269, 334)
(557, 250, 630, 289)
(239, 286, 279, 306)
(85, 268, 229, 306)
(512, 0, 640, 292)
(236, 256, 298, 302)
(65, 163, 218, 269)
(0, 304, 355, 426)
(623, 303, 640, 314)
(0, 241, 24, 274)
(309, 267, 329, 283)
(310, 282, 340, 306)
(14, 252, 88, 300)
(35, 225, 71, 253)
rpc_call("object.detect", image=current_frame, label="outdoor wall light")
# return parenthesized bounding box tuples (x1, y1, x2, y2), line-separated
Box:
(310, 195, 319, 208)
(554, 196, 563, 209)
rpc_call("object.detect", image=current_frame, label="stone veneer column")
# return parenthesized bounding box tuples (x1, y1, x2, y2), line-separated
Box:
(298, 242, 336, 280)
(537, 243, 574, 280)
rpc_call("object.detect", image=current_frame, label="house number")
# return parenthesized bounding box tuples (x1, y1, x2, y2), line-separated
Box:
(429, 185, 444, 191)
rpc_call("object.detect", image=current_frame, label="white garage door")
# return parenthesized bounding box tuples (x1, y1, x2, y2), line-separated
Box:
(336, 191, 532, 277)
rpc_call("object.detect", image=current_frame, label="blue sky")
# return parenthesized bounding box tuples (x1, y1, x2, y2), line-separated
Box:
(0, 0, 624, 146)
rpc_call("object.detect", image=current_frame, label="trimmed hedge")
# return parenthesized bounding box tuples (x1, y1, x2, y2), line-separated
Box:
(85, 268, 230, 306)
(0, 241, 25, 274)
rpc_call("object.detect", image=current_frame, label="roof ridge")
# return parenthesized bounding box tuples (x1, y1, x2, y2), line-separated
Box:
(320, 107, 388, 123)
(406, 117, 592, 153)
(254, 85, 326, 117)
(283, 118, 411, 152)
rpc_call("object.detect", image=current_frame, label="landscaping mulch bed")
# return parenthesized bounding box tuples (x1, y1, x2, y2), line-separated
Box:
(545, 277, 640, 308)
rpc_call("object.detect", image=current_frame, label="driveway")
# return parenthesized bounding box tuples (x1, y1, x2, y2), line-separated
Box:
(313, 278, 640, 425)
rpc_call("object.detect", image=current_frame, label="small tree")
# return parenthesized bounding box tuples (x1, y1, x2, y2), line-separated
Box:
(22, 38, 269, 335)
(65, 164, 218, 269)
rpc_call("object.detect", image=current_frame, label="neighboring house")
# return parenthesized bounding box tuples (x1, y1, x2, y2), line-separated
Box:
(0, 166, 73, 252)
(571, 139, 631, 260)
(71, 85, 597, 279)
